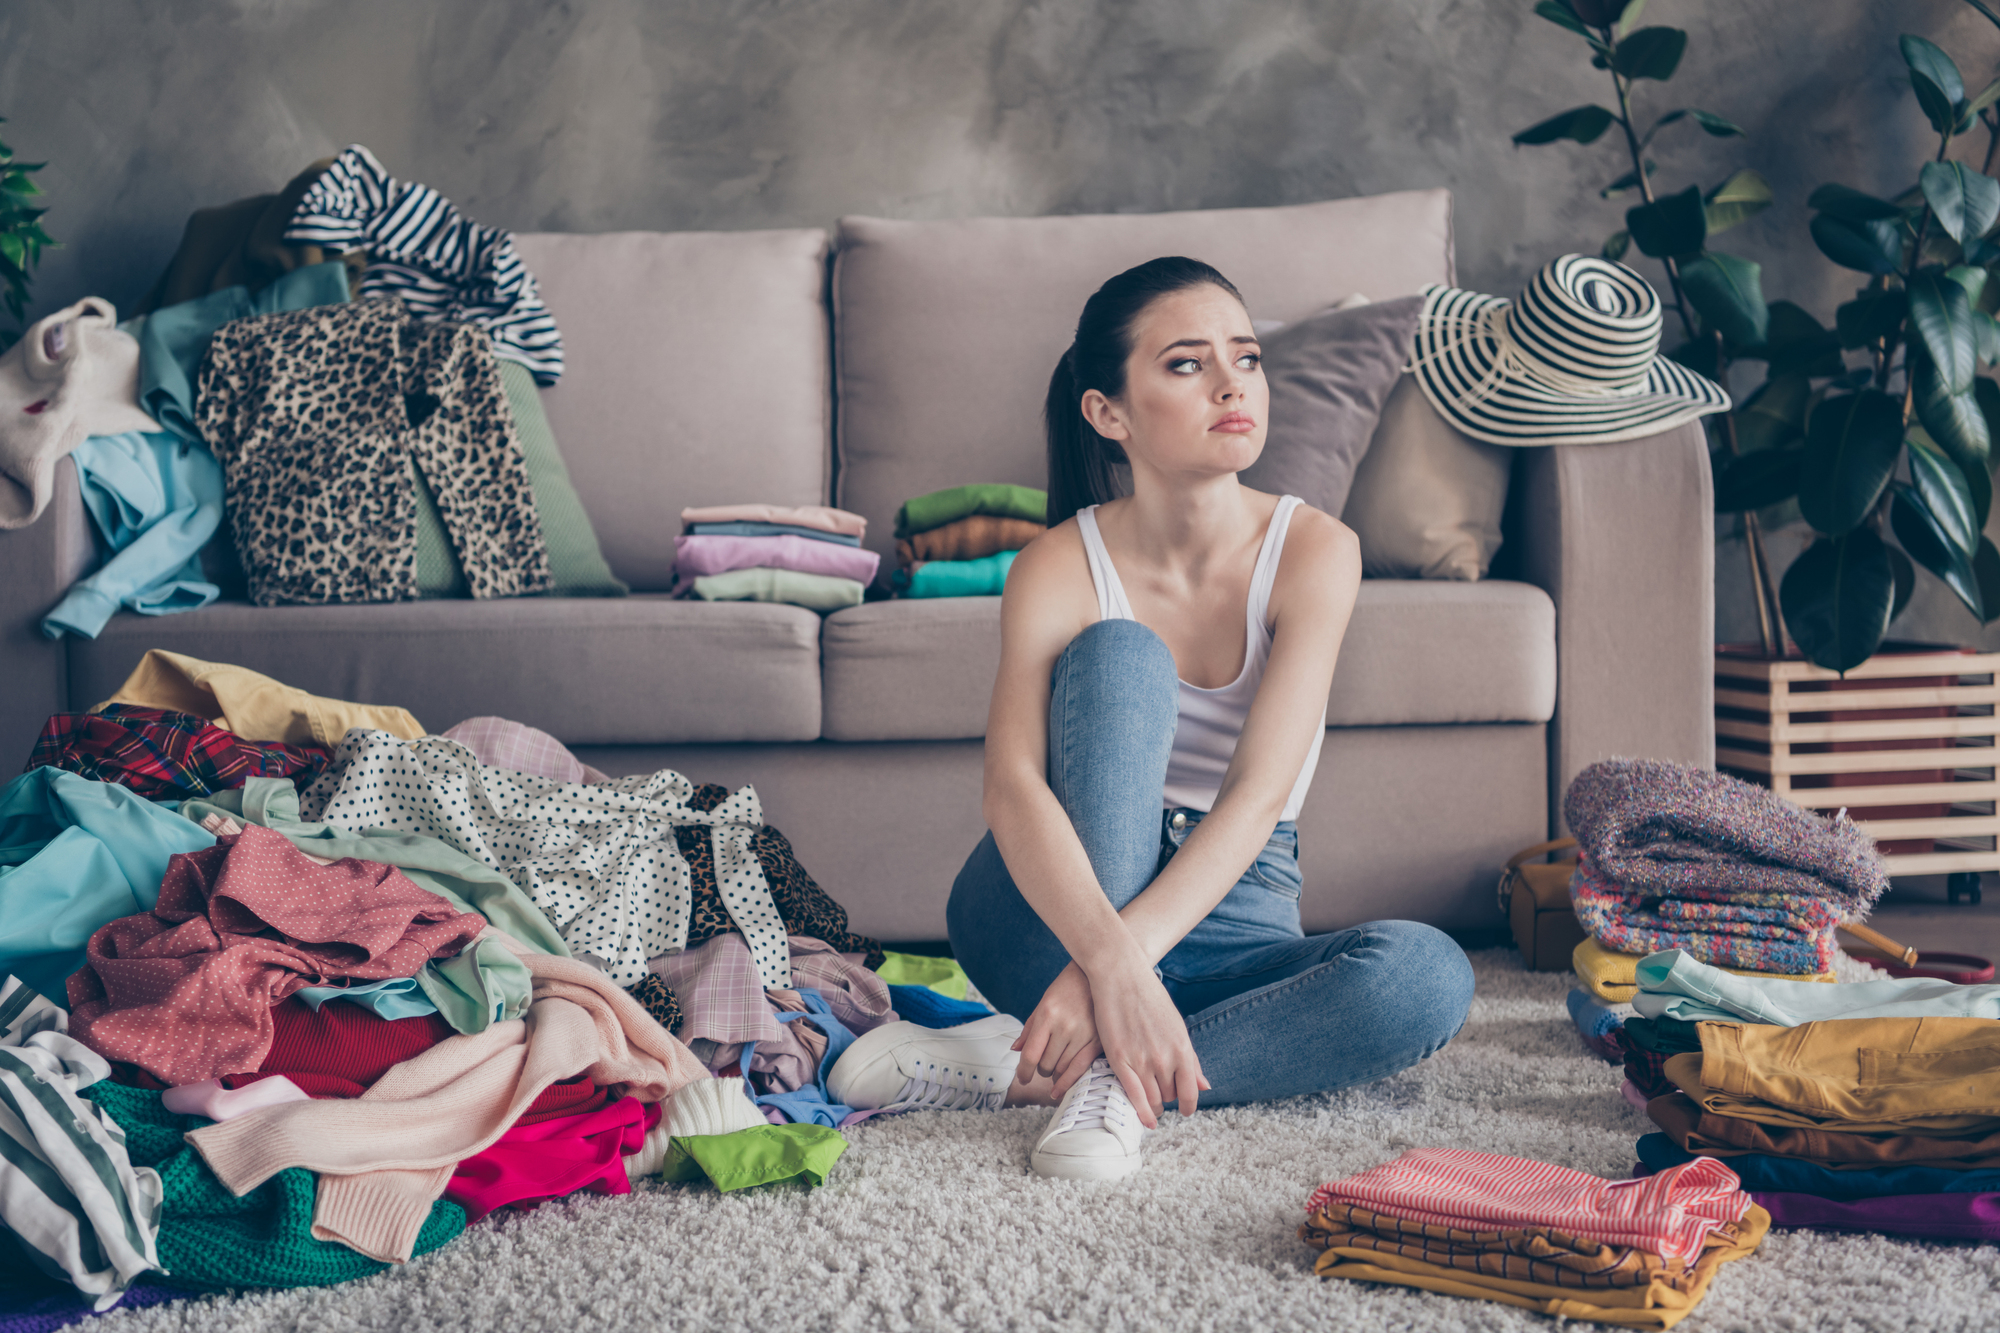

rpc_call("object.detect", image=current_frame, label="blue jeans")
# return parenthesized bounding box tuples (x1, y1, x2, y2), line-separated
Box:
(947, 618, 1475, 1106)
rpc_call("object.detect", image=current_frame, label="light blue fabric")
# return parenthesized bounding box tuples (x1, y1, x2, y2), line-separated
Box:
(748, 990, 863, 1128)
(130, 262, 352, 446)
(41, 431, 224, 639)
(0, 770, 214, 998)
(293, 976, 440, 1021)
(1632, 947, 2000, 1025)
(947, 617, 1474, 1105)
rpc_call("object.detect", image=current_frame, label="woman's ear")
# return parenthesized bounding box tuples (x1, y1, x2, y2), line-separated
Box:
(1080, 388, 1130, 442)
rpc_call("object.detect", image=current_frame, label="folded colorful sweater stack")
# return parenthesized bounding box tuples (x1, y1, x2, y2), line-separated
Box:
(673, 504, 878, 612)
(893, 484, 1046, 598)
(1563, 759, 1888, 1000)
(1301, 1147, 1765, 1329)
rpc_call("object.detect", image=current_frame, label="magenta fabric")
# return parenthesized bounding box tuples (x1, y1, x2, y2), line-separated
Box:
(1751, 1191, 2000, 1240)
(672, 533, 880, 584)
(444, 1095, 661, 1222)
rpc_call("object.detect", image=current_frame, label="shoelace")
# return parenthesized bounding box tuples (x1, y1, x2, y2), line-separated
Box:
(886, 1060, 1006, 1113)
(1055, 1059, 1133, 1134)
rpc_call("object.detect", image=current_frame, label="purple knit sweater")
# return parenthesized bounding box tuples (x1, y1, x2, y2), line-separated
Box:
(1562, 758, 1887, 914)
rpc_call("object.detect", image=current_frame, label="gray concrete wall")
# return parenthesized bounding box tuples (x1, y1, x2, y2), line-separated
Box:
(2, 0, 1994, 646)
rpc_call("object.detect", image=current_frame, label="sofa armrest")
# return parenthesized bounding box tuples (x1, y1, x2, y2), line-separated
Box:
(0, 458, 96, 767)
(1501, 422, 1714, 835)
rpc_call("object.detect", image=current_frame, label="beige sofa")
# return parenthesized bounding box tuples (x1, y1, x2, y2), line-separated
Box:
(0, 189, 1716, 942)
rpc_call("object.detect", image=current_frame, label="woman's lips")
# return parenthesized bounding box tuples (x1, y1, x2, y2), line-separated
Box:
(1209, 413, 1256, 433)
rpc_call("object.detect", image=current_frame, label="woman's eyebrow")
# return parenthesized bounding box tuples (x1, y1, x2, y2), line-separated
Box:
(1154, 334, 1259, 357)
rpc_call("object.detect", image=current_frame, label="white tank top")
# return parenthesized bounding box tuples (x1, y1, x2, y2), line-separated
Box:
(1075, 496, 1326, 822)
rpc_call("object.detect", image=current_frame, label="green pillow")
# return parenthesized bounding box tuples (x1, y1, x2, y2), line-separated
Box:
(415, 357, 628, 597)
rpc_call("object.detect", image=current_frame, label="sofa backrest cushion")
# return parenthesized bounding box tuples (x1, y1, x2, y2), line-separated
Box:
(513, 229, 832, 591)
(831, 190, 1455, 556)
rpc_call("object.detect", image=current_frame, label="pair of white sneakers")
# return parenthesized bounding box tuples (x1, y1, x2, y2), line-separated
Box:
(826, 1014, 1144, 1180)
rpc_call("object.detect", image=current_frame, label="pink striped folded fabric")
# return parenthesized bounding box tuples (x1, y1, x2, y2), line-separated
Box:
(1305, 1147, 1749, 1263)
(680, 504, 868, 538)
(673, 533, 880, 584)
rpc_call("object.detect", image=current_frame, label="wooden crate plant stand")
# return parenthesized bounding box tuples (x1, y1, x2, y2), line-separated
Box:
(1715, 647, 2000, 904)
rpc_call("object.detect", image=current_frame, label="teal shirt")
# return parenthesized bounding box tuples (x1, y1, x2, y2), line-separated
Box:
(1634, 948, 2000, 1024)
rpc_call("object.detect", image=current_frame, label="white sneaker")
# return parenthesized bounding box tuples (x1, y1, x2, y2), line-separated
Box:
(1030, 1058, 1144, 1181)
(826, 1014, 1023, 1112)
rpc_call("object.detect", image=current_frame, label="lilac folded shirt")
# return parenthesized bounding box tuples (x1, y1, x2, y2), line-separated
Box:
(1752, 1190, 2000, 1240)
(673, 534, 880, 584)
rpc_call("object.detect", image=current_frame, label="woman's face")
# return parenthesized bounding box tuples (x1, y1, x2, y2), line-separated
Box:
(1083, 283, 1268, 483)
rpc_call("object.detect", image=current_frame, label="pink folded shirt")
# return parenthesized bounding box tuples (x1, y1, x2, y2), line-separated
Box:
(673, 534, 879, 585)
(680, 504, 867, 538)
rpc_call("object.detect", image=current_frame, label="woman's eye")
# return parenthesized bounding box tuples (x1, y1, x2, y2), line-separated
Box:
(1168, 357, 1201, 375)
(1235, 352, 1261, 370)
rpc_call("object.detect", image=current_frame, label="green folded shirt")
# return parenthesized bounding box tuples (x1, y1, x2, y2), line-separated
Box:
(691, 566, 864, 612)
(874, 951, 972, 1000)
(660, 1123, 847, 1192)
(904, 550, 1016, 599)
(895, 483, 1048, 538)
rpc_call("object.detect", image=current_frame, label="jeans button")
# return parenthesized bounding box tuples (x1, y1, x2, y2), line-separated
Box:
(1170, 811, 1187, 830)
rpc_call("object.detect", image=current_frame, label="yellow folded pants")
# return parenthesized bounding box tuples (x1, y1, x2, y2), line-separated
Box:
(97, 649, 423, 747)
(1572, 937, 1832, 1005)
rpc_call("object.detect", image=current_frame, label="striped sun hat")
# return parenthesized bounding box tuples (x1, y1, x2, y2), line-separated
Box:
(1406, 254, 1729, 445)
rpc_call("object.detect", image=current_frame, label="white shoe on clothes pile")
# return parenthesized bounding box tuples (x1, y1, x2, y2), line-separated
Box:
(625, 1076, 770, 1180)
(826, 1014, 1023, 1112)
(1030, 1057, 1144, 1181)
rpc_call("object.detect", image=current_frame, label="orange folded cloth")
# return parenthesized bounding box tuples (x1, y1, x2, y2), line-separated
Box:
(895, 515, 1045, 567)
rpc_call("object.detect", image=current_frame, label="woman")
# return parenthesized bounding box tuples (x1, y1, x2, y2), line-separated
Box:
(826, 257, 1475, 1179)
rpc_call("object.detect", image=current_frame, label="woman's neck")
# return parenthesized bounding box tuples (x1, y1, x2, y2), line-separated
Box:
(1099, 470, 1261, 583)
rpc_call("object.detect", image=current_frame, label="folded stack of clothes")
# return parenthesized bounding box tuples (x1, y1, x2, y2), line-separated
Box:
(673, 503, 876, 611)
(1302, 1147, 1766, 1328)
(1624, 948, 2000, 1242)
(1564, 759, 1888, 1002)
(892, 483, 1046, 598)
(0, 652, 1010, 1320)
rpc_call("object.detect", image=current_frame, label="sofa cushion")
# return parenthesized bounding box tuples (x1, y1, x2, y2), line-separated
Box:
(818, 578, 1555, 742)
(69, 597, 823, 746)
(832, 190, 1455, 559)
(512, 229, 832, 591)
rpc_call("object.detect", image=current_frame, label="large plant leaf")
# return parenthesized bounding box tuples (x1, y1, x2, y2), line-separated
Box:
(1969, 74, 2000, 119)
(1909, 270, 1979, 393)
(1755, 301, 1844, 377)
(1627, 184, 1707, 258)
(1810, 214, 1903, 274)
(1600, 163, 1656, 197)
(1903, 34, 1967, 135)
(1780, 529, 1897, 671)
(1514, 106, 1618, 145)
(1614, 27, 1687, 80)
(1668, 334, 1720, 380)
(1913, 367, 1994, 527)
(1798, 390, 1907, 535)
(1602, 230, 1631, 261)
(1735, 372, 1813, 453)
(1891, 485, 1984, 618)
(1649, 107, 1745, 145)
(1836, 289, 1907, 349)
(1714, 445, 1804, 511)
(1889, 544, 1917, 620)
(1909, 431, 1982, 554)
(1612, 0, 1647, 38)
(1534, 1, 1592, 36)
(1809, 183, 1906, 222)
(1678, 251, 1768, 348)
(1920, 161, 2000, 244)
(1977, 538, 2000, 624)
(1703, 169, 1773, 234)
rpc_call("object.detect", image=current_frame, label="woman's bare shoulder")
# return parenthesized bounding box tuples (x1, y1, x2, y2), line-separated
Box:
(1003, 518, 1096, 629)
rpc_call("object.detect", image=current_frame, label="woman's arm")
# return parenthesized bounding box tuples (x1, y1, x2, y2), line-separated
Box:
(982, 526, 1207, 1120)
(1113, 507, 1362, 963)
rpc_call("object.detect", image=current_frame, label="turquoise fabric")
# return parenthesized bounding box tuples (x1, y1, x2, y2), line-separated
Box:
(294, 976, 439, 1021)
(41, 431, 224, 639)
(0, 770, 214, 998)
(179, 778, 560, 1031)
(131, 262, 351, 446)
(1633, 948, 2000, 1025)
(903, 549, 1016, 598)
(84, 1081, 464, 1291)
(661, 1124, 847, 1192)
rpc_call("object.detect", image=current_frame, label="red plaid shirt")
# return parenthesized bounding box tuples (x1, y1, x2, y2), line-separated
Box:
(28, 705, 329, 800)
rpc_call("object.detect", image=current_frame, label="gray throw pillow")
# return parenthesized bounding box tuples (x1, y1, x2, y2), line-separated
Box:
(1239, 294, 1423, 517)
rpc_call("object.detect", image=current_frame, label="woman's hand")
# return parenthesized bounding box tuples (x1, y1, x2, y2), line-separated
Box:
(1014, 961, 1101, 1096)
(1083, 949, 1209, 1127)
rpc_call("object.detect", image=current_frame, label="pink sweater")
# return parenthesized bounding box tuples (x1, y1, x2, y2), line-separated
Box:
(187, 943, 706, 1263)
(672, 533, 880, 584)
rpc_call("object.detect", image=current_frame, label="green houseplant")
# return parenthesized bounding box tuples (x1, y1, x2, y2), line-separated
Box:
(1516, 2, 2000, 671)
(0, 117, 53, 349)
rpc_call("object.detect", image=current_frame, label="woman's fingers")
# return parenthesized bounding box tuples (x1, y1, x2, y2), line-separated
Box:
(1049, 1039, 1100, 1099)
(1110, 1062, 1158, 1130)
(1173, 1059, 1204, 1118)
(1014, 1020, 1051, 1085)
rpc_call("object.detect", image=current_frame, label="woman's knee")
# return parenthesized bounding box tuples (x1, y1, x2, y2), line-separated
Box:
(1052, 617, 1178, 705)
(1367, 919, 1475, 1054)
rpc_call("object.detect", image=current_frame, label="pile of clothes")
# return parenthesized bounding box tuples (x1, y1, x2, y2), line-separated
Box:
(1564, 760, 1886, 1003)
(0, 651, 995, 1324)
(671, 503, 877, 611)
(893, 483, 1046, 598)
(1301, 1147, 1767, 1328)
(1620, 949, 2000, 1243)
(8, 142, 629, 637)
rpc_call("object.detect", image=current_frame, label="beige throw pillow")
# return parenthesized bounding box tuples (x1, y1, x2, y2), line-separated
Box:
(1342, 374, 1512, 581)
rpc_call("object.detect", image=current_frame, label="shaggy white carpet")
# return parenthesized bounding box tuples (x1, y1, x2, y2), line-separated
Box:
(92, 949, 1998, 1333)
